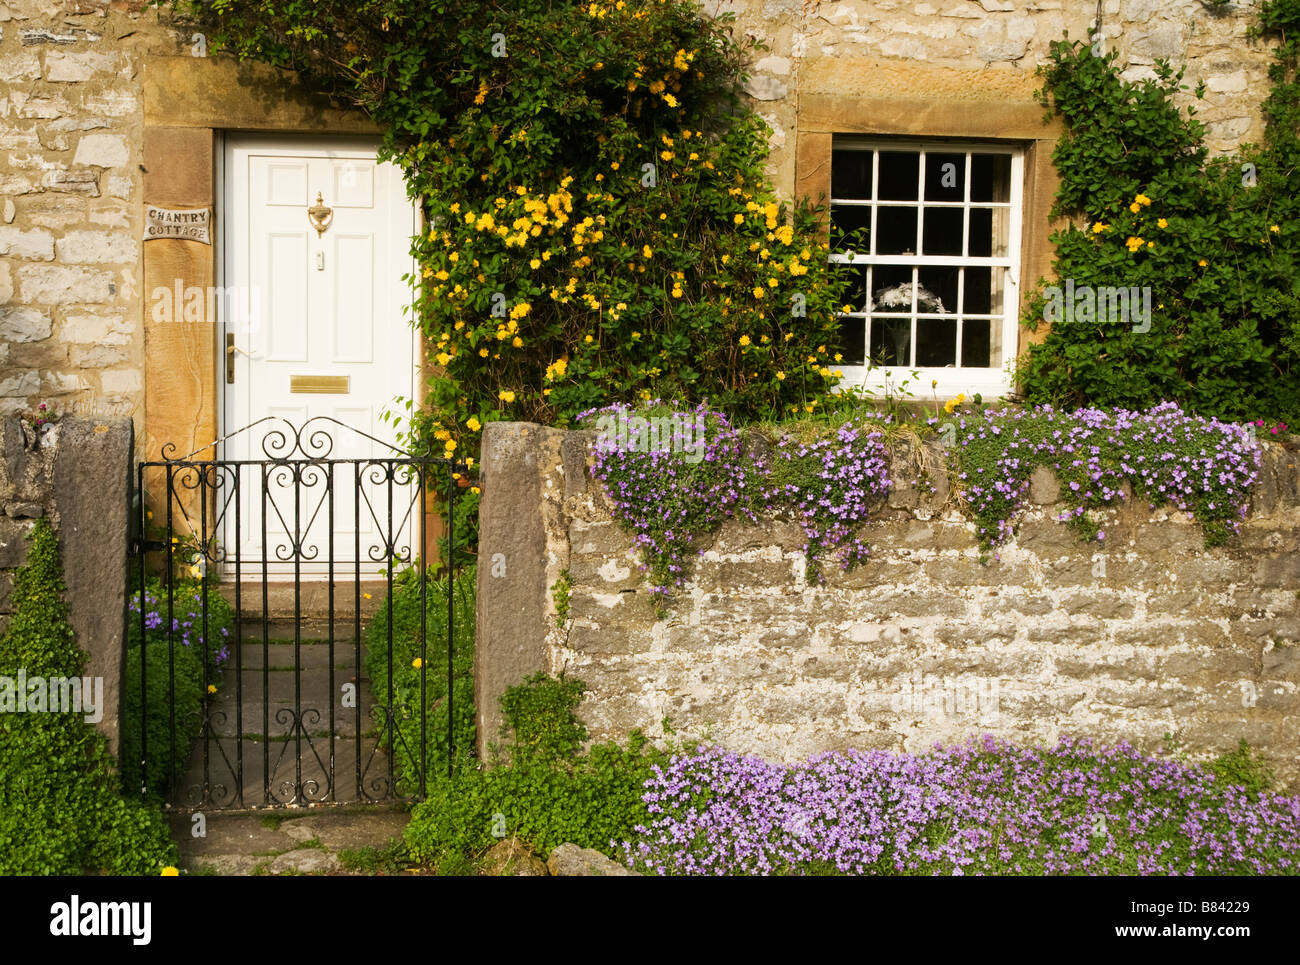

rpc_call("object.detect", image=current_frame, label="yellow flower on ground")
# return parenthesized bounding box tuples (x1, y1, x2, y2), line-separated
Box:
(1129, 202, 1141, 214)
(467, 416, 482, 432)
(512, 336, 523, 348)
(663, 93, 679, 108)
(1198, 259, 1208, 267)
(1136, 193, 1152, 206)
(1157, 218, 1168, 229)
(739, 335, 751, 346)
(444, 439, 457, 453)
(471, 486, 481, 495)
(643, 245, 653, 258)
(734, 214, 744, 225)
(412, 657, 423, 669)
(1092, 222, 1108, 234)
(1125, 236, 1144, 253)
(363, 592, 372, 600)
(499, 390, 516, 403)
(1270, 224, 1281, 233)
(752, 287, 764, 299)
(206, 684, 217, 694)
(775, 371, 785, 380)
(161, 867, 180, 876)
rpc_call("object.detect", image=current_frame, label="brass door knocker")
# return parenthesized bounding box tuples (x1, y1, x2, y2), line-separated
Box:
(307, 192, 334, 236)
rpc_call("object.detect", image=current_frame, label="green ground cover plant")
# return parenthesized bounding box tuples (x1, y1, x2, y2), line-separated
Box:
(0, 520, 177, 875)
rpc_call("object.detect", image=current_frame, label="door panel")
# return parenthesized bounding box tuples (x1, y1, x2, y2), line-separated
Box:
(223, 137, 418, 578)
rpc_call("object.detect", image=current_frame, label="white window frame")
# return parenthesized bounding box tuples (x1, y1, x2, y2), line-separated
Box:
(828, 138, 1024, 400)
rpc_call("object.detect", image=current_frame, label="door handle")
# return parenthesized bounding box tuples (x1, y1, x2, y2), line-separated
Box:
(226, 333, 235, 384)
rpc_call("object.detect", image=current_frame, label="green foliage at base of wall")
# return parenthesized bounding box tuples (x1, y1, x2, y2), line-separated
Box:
(119, 581, 234, 801)
(0, 519, 176, 875)
(364, 565, 477, 793)
(403, 673, 667, 874)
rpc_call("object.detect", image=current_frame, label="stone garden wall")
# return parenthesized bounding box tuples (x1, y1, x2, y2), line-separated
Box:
(476, 422, 1300, 790)
(0, 415, 133, 754)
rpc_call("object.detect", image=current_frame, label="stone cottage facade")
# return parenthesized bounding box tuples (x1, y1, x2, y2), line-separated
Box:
(0, 0, 1281, 459)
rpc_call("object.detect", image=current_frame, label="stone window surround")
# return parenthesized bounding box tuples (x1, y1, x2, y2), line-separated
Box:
(792, 59, 1064, 377)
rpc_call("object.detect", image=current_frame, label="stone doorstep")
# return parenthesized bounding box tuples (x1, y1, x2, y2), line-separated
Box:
(216, 581, 390, 621)
(171, 810, 410, 877)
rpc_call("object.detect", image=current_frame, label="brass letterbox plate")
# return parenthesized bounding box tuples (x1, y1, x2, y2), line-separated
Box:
(290, 375, 350, 394)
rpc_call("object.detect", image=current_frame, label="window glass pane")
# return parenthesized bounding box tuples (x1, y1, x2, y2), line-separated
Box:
(877, 152, 920, 201)
(922, 206, 963, 256)
(836, 315, 867, 366)
(917, 266, 958, 315)
(916, 318, 957, 367)
(831, 148, 873, 200)
(875, 206, 918, 255)
(971, 153, 1011, 202)
(961, 319, 993, 368)
(840, 267, 869, 313)
(870, 317, 912, 366)
(968, 207, 1009, 257)
(830, 203, 872, 249)
(924, 153, 965, 201)
(964, 267, 992, 314)
(962, 266, 1006, 318)
(870, 266, 914, 313)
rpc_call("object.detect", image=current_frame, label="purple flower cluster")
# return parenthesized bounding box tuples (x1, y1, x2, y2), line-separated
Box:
(622, 737, 1300, 876)
(579, 400, 757, 598)
(957, 401, 1261, 548)
(129, 587, 231, 667)
(763, 419, 891, 580)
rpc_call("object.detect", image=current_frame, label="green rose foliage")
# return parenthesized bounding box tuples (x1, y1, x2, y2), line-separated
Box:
(175, 0, 852, 464)
(1018, 26, 1300, 425)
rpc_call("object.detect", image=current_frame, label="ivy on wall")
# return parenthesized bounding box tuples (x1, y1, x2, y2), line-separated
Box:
(1017, 2, 1300, 425)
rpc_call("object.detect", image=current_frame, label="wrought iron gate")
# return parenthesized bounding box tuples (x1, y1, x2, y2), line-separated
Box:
(126, 417, 464, 811)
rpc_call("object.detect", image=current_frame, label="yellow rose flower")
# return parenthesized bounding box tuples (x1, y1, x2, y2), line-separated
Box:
(739, 335, 751, 346)
(467, 417, 482, 432)
(499, 390, 516, 403)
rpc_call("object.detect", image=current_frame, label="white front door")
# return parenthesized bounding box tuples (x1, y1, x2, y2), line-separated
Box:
(222, 135, 419, 578)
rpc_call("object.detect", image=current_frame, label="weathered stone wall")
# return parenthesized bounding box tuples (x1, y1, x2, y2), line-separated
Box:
(477, 422, 1300, 790)
(718, 0, 1276, 194)
(0, 415, 133, 755)
(0, 1, 182, 427)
